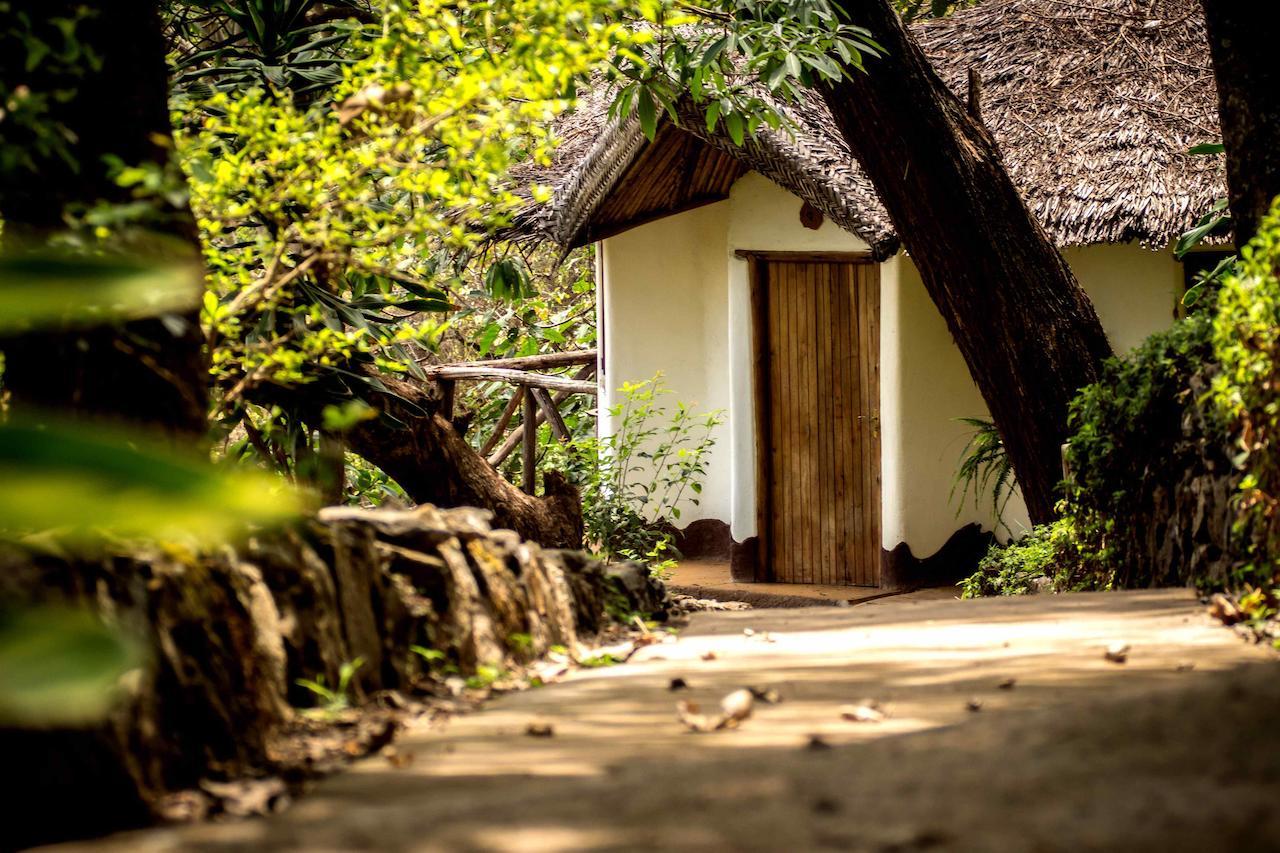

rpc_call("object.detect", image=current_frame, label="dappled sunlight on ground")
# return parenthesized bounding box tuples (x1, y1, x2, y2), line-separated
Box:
(68, 590, 1280, 852)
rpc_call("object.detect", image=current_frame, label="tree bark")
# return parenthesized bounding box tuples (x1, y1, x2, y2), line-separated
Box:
(253, 370, 584, 548)
(819, 0, 1114, 523)
(1200, 0, 1280, 245)
(0, 1, 207, 436)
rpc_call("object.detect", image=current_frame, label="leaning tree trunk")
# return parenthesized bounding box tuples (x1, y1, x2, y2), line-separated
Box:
(0, 0, 207, 437)
(1200, 0, 1280, 245)
(253, 369, 585, 549)
(819, 0, 1114, 523)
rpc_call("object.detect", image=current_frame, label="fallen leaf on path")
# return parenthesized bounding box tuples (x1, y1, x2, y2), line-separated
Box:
(965, 698, 984, 712)
(747, 685, 782, 704)
(1104, 642, 1131, 664)
(676, 688, 755, 733)
(199, 777, 289, 818)
(669, 677, 689, 691)
(382, 747, 415, 769)
(525, 720, 555, 738)
(806, 734, 833, 751)
(701, 651, 718, 661)
(1208, 593, 1244, 625)
(840, 700, 886, 723)
(998, 677, 1017, 690)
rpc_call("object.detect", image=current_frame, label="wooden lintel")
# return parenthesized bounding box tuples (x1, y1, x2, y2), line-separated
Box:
(734, 250, 876, 264)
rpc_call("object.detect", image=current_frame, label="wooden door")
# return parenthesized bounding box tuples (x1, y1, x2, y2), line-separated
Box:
(754, 258, 881, 586)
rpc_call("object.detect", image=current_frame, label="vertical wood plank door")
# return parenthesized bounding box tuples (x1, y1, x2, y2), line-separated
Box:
(759, 260, 881, 586)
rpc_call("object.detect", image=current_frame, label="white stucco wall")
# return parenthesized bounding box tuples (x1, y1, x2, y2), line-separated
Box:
(598, 171, 1184, 562)
(882, 243, 1183, 555)
(598, 201, 733, 523)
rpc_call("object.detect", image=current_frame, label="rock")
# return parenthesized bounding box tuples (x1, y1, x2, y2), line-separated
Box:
(602, 560, 669, 617)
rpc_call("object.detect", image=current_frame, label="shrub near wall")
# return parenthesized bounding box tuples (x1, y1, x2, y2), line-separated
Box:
(1212, 198, 1280, 586)
(964, 300, 1242, 596)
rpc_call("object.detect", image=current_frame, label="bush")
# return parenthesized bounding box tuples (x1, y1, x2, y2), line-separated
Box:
(959, 520, 1075, 598)
(550, 375, 723, 571)
(1060, 312, 1232, 589)
(1211, 197, 1280, 586)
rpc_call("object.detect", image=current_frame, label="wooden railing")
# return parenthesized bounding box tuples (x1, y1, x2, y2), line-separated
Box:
(423, 350, 597, 495)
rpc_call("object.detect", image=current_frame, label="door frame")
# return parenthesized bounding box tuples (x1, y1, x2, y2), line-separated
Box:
(739, 249, 881, 586)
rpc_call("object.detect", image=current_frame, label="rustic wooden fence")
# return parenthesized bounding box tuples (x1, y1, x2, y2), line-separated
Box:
(423, 349, 597, 494)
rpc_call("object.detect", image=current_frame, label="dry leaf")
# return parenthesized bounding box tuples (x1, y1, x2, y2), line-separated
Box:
(806, 734, 832, 751)
(383, 747, 415, 769)
(965, 698, 984, 712)
(840, 699, 886, 723)
(998, 677, 1017, 690)
(701, 651, 718, 661)
(1208, 593, 1244, 625)
(1104, 642, 1130, 664)
(669, 677, 689, 691)
(525, 720, 555, 738)
(676, 689, 755, 733)
(747, 685, 782, 704)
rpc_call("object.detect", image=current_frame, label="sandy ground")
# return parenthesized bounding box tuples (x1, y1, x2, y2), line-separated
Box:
(666, 559, 893, 607)
(60, 589, 1280, 852)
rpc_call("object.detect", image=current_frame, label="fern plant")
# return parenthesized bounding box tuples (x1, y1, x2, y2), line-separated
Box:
(951, 417, 1017, 535)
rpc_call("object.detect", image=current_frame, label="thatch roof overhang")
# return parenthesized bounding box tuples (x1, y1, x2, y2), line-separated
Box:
(511, 0, 1225, 256)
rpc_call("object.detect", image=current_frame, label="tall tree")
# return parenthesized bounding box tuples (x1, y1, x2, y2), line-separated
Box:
(815, 0, 1114, 523)
(0, 0, 208, 436)
(1200, 0, 1280, 244)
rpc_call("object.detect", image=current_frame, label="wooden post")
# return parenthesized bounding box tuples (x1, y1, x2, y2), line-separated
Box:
(487, 364, 595, 467)
(437, 378, 456, 423)
(480, 390, 522, 457)
(522, 386, 537, 495)
(531, 387, 571, 442)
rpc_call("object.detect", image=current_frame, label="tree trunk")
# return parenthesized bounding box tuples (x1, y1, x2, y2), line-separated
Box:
(819, 0, 1114, 523)
(253, 370, 584, 548)
(1200, 0, 1280, 245)
(0, 0, 207, 437)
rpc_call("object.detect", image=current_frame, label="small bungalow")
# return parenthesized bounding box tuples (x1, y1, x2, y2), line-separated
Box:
(512, 0, 1227, 588)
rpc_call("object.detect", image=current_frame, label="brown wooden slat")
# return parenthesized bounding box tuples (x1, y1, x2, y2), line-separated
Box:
(768, 262, 785, 583)
(757, 258, 881, 586)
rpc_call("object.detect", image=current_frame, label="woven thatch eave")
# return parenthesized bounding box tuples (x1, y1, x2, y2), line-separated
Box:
(512, 0, 1225, 254)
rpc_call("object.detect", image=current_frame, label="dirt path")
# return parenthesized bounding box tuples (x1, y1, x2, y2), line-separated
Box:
(64, 590, 1280, 852)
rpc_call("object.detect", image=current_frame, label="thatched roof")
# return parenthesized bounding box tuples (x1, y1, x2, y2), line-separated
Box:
(512, 0, 1224, 256)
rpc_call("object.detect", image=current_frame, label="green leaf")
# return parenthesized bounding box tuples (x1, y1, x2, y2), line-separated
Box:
(0, 417, 303, 547)
(705, 100, 722, 134)
(484, 257, 533, 303)
(1188, 142, 1225, 156)
(321, 400, 378, 431)
(0, 607, 145, 726)
(0, 250, 203, 333)
(725, 111, 745, 146)
(637, 87, 658, 141)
